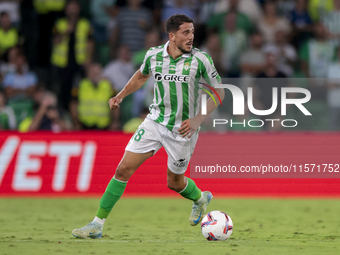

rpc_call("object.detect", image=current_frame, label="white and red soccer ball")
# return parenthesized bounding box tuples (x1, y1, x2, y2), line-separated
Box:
(201, 211, 233, 241)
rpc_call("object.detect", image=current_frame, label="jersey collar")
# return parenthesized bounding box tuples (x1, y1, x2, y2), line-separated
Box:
(163, 41, 191, 59)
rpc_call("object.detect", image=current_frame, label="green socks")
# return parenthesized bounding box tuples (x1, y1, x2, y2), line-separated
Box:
(179, 177, 202, 202)
(96, 177, 201, 220)
(96, 177, 127, 219)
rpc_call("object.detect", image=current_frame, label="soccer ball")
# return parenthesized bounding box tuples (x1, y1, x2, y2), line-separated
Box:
(201, 211, 233, 241)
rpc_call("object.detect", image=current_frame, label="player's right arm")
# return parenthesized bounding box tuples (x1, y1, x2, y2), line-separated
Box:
(109, 48, 154, 110)
(108, 70, 151, 110)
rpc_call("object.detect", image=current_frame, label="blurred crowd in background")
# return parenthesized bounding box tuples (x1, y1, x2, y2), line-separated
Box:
(0, 0, 340, 132)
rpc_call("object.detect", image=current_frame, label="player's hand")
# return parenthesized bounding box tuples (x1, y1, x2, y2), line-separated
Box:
(179, 117, 201, 138)
(108, 96, 122, 110)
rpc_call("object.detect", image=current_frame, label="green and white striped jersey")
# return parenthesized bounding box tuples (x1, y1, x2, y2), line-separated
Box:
(140, 41, 221, 133)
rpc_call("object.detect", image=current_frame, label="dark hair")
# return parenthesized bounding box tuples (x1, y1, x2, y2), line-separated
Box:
(165, 14, 194, 34)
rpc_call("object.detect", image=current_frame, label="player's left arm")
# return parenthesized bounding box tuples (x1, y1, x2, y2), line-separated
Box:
(179, 55, 225, 138)
(179, 87, 224, 138)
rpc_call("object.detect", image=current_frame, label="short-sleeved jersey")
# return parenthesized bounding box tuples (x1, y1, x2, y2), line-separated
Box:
(140, 41, 221, 133)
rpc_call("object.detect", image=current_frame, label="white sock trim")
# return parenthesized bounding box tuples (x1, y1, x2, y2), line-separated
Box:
(195, 192, 204, 203)
(93, 216, 106, 225)
(178, 177, 188, 194)
(113, 176, 128, 183)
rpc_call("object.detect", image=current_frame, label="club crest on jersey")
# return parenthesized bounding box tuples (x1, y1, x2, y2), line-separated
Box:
(184, 62, 190, 71)
(154, 72, 190, 82)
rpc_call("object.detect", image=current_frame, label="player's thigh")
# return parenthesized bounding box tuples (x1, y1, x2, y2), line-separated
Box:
(119, 119, 162, 180)
(164, 131, 199, 175)
(125, 118, 163, 155)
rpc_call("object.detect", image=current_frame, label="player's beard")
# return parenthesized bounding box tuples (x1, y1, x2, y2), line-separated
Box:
(178, 44, 192, 54)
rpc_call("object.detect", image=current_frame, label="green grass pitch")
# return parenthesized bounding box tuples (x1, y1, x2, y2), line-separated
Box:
(0, 197, 340, 255)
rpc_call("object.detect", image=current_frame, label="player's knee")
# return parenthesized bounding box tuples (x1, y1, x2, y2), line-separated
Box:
(115, 164, 133, 181)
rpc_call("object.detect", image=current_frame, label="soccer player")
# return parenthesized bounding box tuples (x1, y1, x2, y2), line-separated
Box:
(72, 14, 225, 239)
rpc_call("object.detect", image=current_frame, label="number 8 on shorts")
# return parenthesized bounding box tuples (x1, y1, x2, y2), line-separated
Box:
(134, 129, 145, 141)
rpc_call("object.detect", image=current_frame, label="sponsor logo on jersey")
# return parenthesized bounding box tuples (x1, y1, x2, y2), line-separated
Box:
(156, 61, 163, 66)
(154, 73, 162, 81)
(173, 158, 189, 168)
(154, 72, 190, 82)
